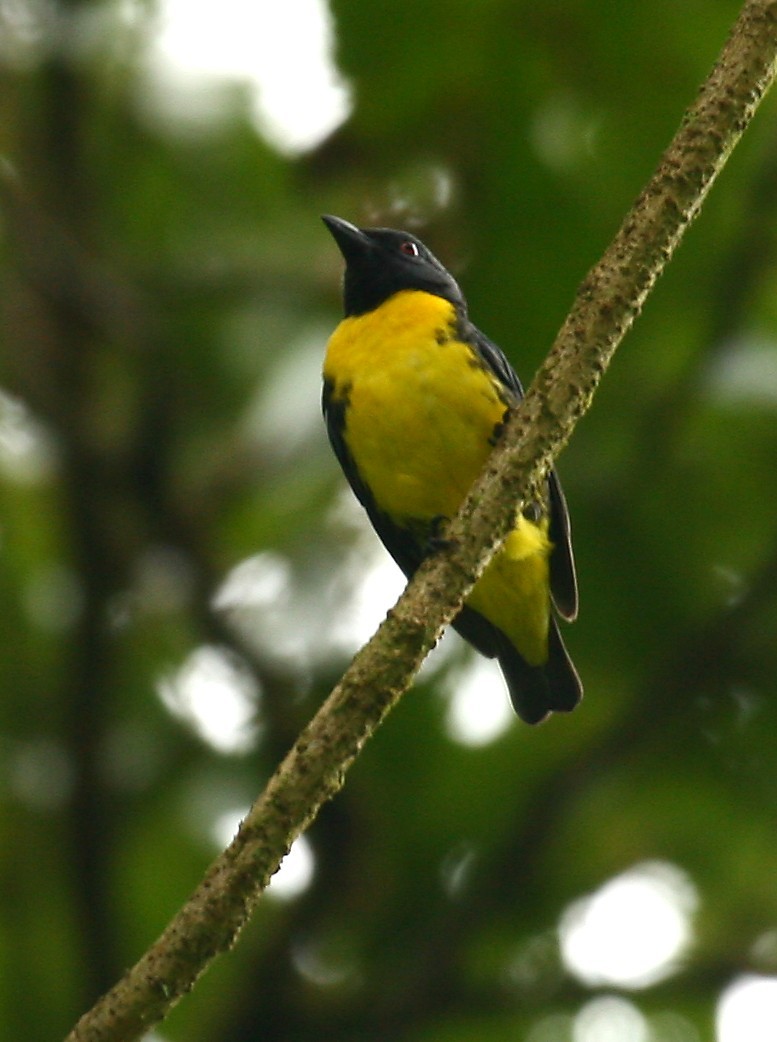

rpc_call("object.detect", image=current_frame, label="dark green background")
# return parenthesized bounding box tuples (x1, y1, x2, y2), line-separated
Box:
(2, 1, 777, 1039)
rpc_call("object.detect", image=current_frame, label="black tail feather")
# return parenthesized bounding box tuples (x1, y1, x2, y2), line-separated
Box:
(452, 607, 582, 725)
(495, 619, 582, 724)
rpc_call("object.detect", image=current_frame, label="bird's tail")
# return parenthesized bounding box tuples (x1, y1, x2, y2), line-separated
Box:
(495, 619, 582, 725)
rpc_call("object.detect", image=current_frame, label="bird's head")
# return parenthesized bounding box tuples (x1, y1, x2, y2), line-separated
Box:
(322, 215, 464, 317)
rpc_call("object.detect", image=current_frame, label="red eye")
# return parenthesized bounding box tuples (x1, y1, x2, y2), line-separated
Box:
(400, 240, 420, 257)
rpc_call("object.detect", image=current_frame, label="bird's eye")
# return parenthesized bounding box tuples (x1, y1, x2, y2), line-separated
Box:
(400, 240, 420, 257)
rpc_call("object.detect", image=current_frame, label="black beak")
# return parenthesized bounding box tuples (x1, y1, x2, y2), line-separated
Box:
(322, 215, 372, 261)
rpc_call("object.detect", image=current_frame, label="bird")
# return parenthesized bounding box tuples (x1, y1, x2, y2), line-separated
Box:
(321, 214, 582, 723)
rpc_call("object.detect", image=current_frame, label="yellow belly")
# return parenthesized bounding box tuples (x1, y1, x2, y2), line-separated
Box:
(324, 289, 552, 665)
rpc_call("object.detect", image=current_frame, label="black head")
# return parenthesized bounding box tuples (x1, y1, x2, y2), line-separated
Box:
(322, 215, 465, 317)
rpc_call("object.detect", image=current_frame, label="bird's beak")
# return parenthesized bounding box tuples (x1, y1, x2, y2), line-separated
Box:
(322, 215, 372, 261)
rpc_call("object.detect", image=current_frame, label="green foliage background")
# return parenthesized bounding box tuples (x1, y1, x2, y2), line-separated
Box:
(2, 1, 777, 1039)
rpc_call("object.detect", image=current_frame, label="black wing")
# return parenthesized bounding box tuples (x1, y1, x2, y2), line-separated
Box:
(468, 322, 525, 398)
(468, 324, 578, 620)
(547, 467, 578, 620)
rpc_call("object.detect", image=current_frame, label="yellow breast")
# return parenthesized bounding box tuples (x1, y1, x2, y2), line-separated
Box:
(324, 288, 553, 665)
(324, 290, 509, 522)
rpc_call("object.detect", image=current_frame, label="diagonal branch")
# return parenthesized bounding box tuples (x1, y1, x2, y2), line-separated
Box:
(66, 2, 777, 1039)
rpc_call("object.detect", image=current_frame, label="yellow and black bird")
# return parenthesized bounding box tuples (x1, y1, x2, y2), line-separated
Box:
(321, 215, 582, 723)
